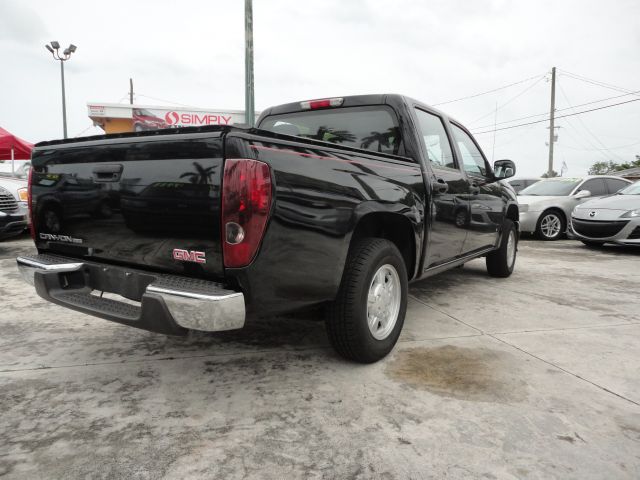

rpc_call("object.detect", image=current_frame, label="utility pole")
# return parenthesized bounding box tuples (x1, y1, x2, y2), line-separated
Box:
(244, 0, 255, 127)
(129, 78, 134, 104)
(547, 66, 556, 177)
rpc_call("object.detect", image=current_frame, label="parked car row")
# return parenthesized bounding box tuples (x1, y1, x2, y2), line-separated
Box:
(513, 175, 638, 246)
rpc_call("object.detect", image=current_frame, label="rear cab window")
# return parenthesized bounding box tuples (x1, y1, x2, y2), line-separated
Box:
(258, 105, 403, 157)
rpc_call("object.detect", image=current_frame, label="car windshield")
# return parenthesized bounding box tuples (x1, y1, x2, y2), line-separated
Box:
(519, 178, 581, 196)
(618, 181, 640, 195)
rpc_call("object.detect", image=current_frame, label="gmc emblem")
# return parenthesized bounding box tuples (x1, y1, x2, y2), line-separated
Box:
(172, 249, 206, 264)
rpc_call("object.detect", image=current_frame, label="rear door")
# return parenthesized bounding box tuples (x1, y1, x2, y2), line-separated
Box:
(449, 123, 505, 254)
(414, 108, 470, 268)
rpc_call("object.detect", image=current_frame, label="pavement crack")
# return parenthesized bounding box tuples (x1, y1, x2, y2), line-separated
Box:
(492, 321, 640, 335)
(490, 334, 640, 408)
(409, 295, 485, 335)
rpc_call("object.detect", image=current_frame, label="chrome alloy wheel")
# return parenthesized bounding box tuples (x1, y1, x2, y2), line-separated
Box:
(506, 230, 516, 268)
(540, 213, 562, 239)
(367, 264, 401, 340)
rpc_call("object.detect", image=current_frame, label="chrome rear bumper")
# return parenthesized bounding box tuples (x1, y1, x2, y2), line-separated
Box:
(16, 254, 245, 334)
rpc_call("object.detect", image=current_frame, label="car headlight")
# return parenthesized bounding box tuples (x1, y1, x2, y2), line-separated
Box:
(17, 187, 28, 202)
(519, 204, 528, 213)
(620, 209, 640, 218)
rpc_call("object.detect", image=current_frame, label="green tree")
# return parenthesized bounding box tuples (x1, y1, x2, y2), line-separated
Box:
(588, 160, 618, 175)
(587, 156, 640, 175)
(541, 170, 559, 178)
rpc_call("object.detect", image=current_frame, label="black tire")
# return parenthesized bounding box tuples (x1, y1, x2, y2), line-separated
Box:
(535, 209, 566, 241)
(326, 238, 408, 363)
(581, 240, 605, 248)
(454, 208, 468, 228)
(486, 219, 517, 278)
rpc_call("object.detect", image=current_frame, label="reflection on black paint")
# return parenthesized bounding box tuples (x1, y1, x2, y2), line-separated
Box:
(34, 173, 113, 234)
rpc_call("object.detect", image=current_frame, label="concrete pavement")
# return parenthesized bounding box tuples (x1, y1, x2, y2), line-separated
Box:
(0, 235, 639, 479)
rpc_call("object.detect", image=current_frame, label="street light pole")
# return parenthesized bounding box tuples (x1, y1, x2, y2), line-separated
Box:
(244, 0, 255, 127)
(60, 59, 67, 139)
(45, 41, 77, 139)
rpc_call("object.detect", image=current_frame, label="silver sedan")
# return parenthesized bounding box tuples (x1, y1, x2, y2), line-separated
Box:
(517, 175, 631, 240)
(571, 180, 640, 246)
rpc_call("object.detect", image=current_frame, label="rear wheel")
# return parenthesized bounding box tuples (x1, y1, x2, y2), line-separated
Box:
(536, 210, 565, 240)
(486, 219, 517, 277)
(326, 238, 408, 363)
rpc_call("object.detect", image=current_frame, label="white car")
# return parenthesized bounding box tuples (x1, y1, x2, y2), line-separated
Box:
(517, 176, 632, 240)
(571, 180, 640, 246)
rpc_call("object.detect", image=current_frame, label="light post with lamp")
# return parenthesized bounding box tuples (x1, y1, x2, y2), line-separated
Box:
(45, 41, 77, 139)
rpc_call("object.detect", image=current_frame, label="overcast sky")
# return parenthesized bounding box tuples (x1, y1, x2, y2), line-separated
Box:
(1, 0, 639, 176)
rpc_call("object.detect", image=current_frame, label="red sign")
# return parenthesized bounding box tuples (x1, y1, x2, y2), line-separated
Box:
(164, 111, 232, 126)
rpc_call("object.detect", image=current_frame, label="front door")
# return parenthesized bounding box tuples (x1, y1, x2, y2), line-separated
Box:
(450, 123, 506, 254)
(414, 108, 471, 269)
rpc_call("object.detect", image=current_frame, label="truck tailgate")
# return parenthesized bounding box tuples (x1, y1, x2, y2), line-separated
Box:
(30, 133, 225, 278)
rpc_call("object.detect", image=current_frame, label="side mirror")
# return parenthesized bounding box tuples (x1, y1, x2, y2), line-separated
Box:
(574, 189, 591, 199)
(494, 159, 516, 179)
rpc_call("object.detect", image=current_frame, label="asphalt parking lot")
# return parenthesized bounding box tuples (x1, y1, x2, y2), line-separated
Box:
(1, 234, 639, 479)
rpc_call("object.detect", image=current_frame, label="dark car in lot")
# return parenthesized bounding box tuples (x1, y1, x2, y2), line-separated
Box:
(0, 178, 28, 240)
(18, 94, 519, 362)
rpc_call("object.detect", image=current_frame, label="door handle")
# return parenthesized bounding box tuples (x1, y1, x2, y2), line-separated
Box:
(434, 178, 449, 194)
(470, 182, 480, 195)
(92, 164, 123, 182)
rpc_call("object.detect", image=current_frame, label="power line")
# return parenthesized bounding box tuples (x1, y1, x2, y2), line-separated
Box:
(557, 83, 626, 162)
(431, 73, 545, 106)
(557, 140, 640, 151)
(559, 119, 612, 162)
(473, 89, 640, 130)
(472, 97, 640, 135)
(468, 75, 547, 125)
(558, 69, 640, 97)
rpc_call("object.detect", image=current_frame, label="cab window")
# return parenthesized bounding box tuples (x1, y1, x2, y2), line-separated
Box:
(451, 124, 490, 177)
(414, 109, 456, 170)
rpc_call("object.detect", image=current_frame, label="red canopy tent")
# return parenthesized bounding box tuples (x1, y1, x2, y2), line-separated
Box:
(0, 126, 33, 175)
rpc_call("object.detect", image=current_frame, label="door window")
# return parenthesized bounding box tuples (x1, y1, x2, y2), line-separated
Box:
(414, 109, 456, 170)
(451, 124, 489, 177)
(604, 178, 630, 194)
(578, 178, 607, 196)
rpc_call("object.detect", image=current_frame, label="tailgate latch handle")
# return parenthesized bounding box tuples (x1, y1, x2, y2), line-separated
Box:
(92, 164, 123, 182)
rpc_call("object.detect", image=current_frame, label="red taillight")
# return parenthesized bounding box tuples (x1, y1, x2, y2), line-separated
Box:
(300, 97, 344, 110)
(221, 159, 272, 268)
(27, 166, 35, 240)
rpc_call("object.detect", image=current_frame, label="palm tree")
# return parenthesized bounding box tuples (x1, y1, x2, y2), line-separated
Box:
(180, 162, 217, 184)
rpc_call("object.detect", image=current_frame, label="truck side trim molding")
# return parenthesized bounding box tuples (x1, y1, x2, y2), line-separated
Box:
(16, 254, 245, 334)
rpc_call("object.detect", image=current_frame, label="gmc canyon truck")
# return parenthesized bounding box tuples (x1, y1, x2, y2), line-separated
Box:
(17, 94, 518, 363)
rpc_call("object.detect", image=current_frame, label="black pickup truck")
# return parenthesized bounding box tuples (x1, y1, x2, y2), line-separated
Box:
(17, 94, 518, 362)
